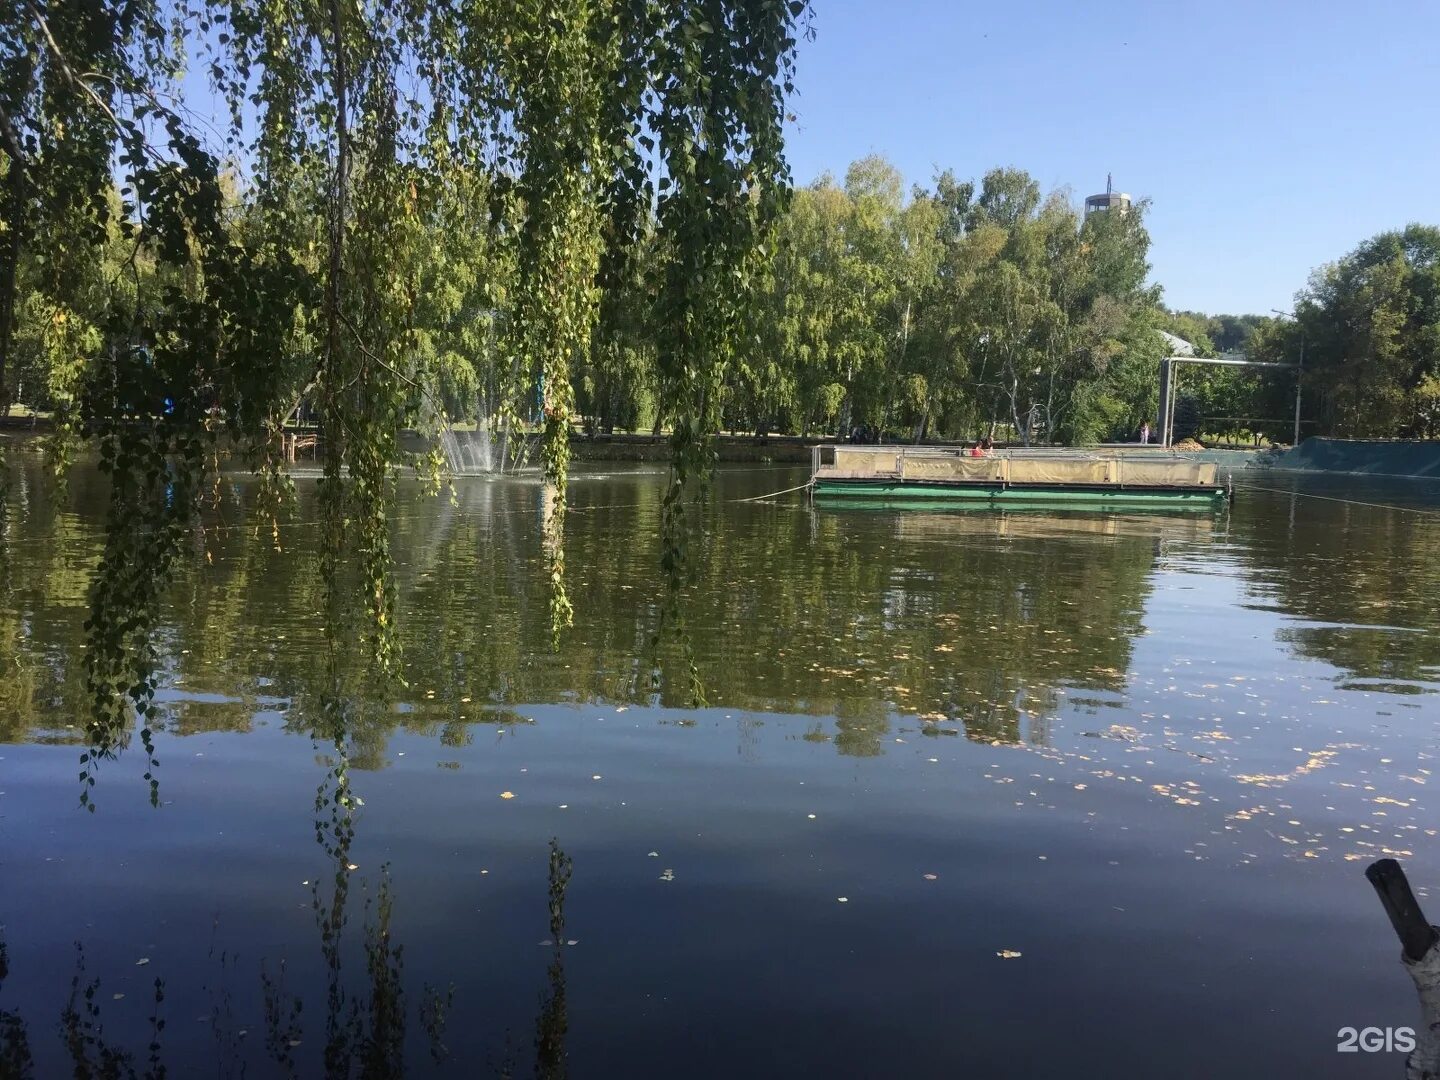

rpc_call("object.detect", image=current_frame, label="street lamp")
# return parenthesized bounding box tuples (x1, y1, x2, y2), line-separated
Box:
(1271, 308, 1305, 447)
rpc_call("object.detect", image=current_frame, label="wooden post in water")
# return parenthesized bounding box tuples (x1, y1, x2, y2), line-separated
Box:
(1366, 859, 1440, 1079)
(1369, 859, 1439, 963)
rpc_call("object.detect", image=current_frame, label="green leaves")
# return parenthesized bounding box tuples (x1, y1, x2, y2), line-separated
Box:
(756, 158, 1174, 446)
(2, 0, 811, 783)
(1280, 225, 1440, 439)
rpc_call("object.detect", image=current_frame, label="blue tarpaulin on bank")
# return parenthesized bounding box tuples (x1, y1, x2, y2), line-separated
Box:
(1269, 438, 1440, 478)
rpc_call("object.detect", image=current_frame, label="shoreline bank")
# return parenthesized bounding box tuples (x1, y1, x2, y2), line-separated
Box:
(8, 422, 1440, 478)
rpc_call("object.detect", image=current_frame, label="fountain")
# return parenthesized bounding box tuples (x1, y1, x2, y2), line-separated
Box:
(439, 404, 537, 476)
(437, 362, 542, 476)
(440, 416, 500, 474)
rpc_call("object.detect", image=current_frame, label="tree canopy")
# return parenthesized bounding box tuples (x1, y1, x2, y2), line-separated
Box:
(1257, 225, 1440, 439)
(1, 0, 811, 798)
(741, 160, 1166, 445)
(1171, 226, 1440, 443)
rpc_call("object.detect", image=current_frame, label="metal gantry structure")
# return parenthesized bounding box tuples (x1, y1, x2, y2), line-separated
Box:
(1156, 354, 1302, 447)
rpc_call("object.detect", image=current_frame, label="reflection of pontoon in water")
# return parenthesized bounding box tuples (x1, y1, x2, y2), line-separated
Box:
(890, 507, 1218, 543)
(810, 445, 1228, 509)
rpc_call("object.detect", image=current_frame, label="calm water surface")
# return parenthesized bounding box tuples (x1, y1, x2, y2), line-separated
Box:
(3, 454, 1440, 1078)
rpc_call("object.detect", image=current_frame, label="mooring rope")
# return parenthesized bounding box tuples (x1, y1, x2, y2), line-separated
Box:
(1241, 482, 1440, 519)
(732, 479, 814, 504)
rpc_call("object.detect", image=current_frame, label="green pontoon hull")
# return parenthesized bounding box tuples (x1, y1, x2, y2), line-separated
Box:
(814, 480, 1227, 509)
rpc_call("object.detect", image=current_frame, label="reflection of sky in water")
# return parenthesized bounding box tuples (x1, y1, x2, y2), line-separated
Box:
(2, 458, 1439, 1077)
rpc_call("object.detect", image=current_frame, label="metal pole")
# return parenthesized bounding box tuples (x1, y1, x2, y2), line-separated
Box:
(1163, 371, 1175, 446)
(1293, 330, 1305, 446)
(1156, 358, 1171, 447)
(1165, 359, 1178, 447)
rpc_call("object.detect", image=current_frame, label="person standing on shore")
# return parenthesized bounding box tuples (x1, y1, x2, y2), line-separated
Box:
(1140, 421, 1151, 444)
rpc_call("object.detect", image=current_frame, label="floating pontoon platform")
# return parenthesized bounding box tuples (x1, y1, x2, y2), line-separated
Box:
(810, 445, 1227, 509)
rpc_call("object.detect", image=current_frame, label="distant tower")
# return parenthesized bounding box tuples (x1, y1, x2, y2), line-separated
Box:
(1085, 173, 1131, 217)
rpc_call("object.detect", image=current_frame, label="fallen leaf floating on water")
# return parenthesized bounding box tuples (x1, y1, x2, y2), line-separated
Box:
(996, 950, 1022, 959)
(499, 791, 515, 800)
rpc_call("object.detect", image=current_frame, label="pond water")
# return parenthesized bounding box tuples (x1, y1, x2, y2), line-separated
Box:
(3, 453, 1440, 1078)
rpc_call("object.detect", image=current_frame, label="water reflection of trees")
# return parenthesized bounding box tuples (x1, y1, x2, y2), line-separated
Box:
(1229, 486, 1440, 687)
(0, 731, 573, 1078)
(0, 594, 577, 1077)
(0, 456, 1183, 758)
(0, 867, 570, 1078)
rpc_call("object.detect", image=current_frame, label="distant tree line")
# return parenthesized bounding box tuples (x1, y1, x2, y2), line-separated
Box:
(571, 171, 1440, 448)
(1, 155, 1171, 447)
(585, 156, 1171, 444)
(3, 156, 1436, 447)
(1161, 226, 1440, 444)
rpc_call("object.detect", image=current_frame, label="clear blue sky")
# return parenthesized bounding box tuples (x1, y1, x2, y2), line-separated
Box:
(782, 0, 1440, 315)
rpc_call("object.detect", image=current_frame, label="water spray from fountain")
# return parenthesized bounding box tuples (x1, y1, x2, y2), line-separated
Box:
(439, 383, 537, 476)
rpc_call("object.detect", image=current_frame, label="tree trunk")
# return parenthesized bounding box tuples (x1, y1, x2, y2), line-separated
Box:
(0, 83, 31, 416)
(323, 0, 349, 406)
(598, 387, 612, 436)
(1044, 368, 1057, 445)
(1006, 363, 1024, 447)
(0, 161, 22, 415)
(899, 297, 911, 366)
(837, 395, 852, 443)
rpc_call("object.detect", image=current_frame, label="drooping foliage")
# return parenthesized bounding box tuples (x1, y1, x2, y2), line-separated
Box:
(0, 0, 810, 800)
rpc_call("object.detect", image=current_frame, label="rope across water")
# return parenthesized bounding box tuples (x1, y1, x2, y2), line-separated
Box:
(733, 480, 814, 503)
(1240, 481, 1440, 519)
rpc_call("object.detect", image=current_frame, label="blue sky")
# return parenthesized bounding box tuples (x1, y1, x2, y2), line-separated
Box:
(781, 0, 1440, 315)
